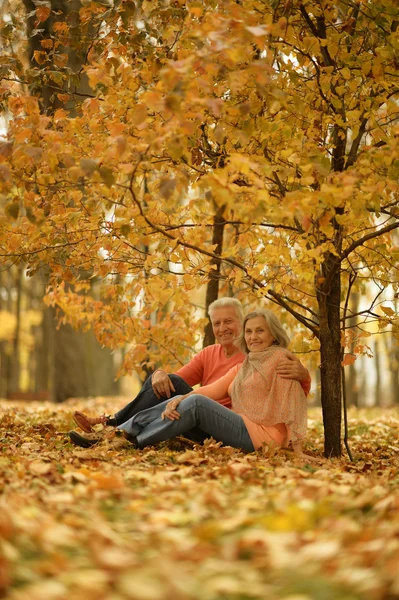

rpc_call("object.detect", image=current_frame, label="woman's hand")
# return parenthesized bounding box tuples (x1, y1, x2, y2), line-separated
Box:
(161, 394, 189, 420)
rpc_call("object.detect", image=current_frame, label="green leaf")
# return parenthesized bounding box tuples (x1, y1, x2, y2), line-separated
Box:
(120, 224, 131, 237)
(80, 158, 98, 176)
(48, 71, 65, 86)
(99, 167, 115, 188)
(6, 202, 19, 219)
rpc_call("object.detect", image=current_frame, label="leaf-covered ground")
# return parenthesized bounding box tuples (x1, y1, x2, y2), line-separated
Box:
(1, 398, 399, 600)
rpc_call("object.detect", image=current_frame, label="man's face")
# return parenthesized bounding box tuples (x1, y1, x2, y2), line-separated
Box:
(211, 307, 242, 348)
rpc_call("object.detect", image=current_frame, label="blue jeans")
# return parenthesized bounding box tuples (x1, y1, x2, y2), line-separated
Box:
(110, 374, 193, 426)
(118, 394, 255, 452)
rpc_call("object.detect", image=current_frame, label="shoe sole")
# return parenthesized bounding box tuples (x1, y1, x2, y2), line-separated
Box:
(69, 431, 99, 448)
(73, 413, 93, 433)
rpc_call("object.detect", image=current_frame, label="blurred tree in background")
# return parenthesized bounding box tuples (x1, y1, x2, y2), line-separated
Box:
(0, 0, 119, 401)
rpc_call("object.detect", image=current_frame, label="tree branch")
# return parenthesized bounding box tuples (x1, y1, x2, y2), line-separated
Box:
(341, 220, 399, 261)
(129, 186, 320, 335)
(299, 4, 334, 67)
(267, 290, 320, 336)
(345, 115, 368, 169)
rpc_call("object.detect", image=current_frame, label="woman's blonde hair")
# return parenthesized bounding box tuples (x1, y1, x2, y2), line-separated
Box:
(237, 309, 290, 354)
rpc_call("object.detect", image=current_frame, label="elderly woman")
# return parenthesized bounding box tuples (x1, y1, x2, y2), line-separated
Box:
(115, 309, 307, 454)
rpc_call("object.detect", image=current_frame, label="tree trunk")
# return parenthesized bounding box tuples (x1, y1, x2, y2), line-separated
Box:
(23, 0, 91, 114)
(390, 329, 399, 405)
(315, 124, 346, 457)
(8, 265, 23, 394)
(203, 205, 226, 348)
(36, 305, 55, 399)
(53, 323, 119, 402)
(346, 292, 359, 407)
(374, 337, 381, 407)
(20, 0, 118, 401)
(0, 270, 7, 399)
(317, 256, 342, 457)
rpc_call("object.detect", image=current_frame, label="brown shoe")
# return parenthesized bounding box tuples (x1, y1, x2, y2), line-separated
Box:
(73, 411, 108, 433)
(69, 430, 101, 447)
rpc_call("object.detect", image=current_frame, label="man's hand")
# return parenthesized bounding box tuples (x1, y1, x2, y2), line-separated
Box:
(276, 355, 309, 382)
(152, 370, 176, 399)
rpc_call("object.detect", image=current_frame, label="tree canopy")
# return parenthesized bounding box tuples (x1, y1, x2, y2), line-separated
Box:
(1, 0, 399, 455)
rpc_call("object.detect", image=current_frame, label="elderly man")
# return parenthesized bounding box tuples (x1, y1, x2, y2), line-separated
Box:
(71, 298, 310, 447)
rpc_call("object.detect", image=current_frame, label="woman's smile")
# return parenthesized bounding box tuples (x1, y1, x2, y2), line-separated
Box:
(244, 316, 275, 352)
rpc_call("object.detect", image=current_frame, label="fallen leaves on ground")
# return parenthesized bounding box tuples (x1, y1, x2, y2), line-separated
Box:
(0, 398, 399, 600)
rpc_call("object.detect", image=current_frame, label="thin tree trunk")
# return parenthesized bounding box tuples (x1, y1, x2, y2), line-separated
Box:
(36, 304, 55, 399)
(8, 265, 23, 394)
(391, 327, 399, 405)
(317, 256, 342, 457)
(347, 292, 359, 407)
(316, 123, 346, 457)
(203, 205, 226, 348)
(0, 271, 7, 398)
(374, 338, 381, 407)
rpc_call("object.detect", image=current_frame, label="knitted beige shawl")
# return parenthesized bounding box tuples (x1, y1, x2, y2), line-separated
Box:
(231, 346, 307, 443)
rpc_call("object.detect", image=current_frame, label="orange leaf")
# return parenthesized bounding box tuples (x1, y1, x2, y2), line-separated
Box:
(53, 54, 69, 68)
(40, 38, 53, 50)
(341, 354, 356, 367)
(33, 50, 47, 65)
(57, 93, 70, 103)
(53, 21, 69, 34)
(35, 6, 50, 23)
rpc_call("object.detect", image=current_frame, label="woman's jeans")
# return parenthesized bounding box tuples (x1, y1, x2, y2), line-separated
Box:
(110, 374, 193, 426)
(118, 394, 255, 452)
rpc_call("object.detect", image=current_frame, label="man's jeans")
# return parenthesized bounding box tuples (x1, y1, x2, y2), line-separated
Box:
(110, 374, 193, 426)
(118, 394, 255, 452)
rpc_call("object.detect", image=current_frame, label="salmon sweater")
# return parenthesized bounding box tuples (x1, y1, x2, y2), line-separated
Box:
(175, 344, 311, 409)
(185, 348, 307, 450)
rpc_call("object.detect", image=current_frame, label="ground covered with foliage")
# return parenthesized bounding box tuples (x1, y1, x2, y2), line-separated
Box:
(0, 398, 398, 600)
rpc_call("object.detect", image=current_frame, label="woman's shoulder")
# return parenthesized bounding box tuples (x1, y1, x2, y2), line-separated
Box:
(275, 346, 291, 355)
(248, 346, 291, 364)
(248, 346, 295, 364)
(267, 346, 292, 361)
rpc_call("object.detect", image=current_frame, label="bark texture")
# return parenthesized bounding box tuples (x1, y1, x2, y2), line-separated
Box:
(203, 205, 226, 348)
(317, 253, 342, 457)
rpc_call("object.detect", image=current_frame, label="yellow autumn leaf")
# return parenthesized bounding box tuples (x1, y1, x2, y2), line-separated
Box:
(381, 306, 395, 316)
(341, 67, 351, 80)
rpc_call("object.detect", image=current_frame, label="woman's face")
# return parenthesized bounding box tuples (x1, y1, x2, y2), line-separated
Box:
(244, 316, 275, 352)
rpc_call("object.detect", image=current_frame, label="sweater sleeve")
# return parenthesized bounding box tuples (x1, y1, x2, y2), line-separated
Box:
(175, 350, 206, 387)
(193, 365, 240, 401)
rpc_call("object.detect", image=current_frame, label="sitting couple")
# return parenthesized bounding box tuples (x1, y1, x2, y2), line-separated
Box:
(70, 298, 310, 454)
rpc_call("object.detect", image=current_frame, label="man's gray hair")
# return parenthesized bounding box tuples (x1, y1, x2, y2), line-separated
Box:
(238, 309, 290, 353)
(208, 297, 244, 322)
